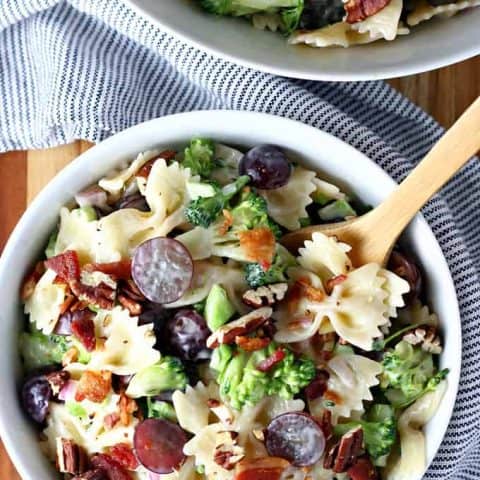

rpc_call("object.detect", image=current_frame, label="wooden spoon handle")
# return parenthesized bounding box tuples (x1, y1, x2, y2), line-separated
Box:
(365, 96, 480, 239)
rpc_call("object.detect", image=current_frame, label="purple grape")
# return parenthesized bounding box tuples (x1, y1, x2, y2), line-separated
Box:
(22, 376, 52, 424)
(388, 249, 422, 303)
(117, 192, 149, 212)
(265, 412, 326, 467)
(239, 145, 291, 190)
(132, 237, 193, 304)
(164, 309, 210, 362)
(134, 419, 187, 474)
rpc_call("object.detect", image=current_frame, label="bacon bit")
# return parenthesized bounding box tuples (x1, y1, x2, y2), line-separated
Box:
(91, 454, 132, 480)
(83, 260, 132, 281)
(305, 370, 330, 400)
(70, 279, 115, 310)
(104, 412, 121, 430)
(235, 457, 290, 480)
(108, 443, 139, 470)
(71, 310, 96, 352)
(218, 209, 234, 236)
(345, 0, 391, 22)
(62, 347, 79, 367)
(118, 392, 138, 427)
(324, 390, 343, 406)
(45, 251, 81, 282)
(235, 336, 271, 352)
(21, 261, 46, 301)
(135, 150, 177, 179)
(207, 399, 221, 408)
(318, 410, 333, 442)
(326, 274, 348, 294)
(118, 294, 142, 316)
(75, 370, 112, 403)
(347, 456, 379, 480)
(257, 348, 286, 373)
(238, 228, 276, 266)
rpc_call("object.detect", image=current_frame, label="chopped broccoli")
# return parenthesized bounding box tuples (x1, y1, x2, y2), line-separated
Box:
(185, 175, 250, 228)
(318, 199, 357, 222)
(334, 404, 396, 463)
(244, 244, 296, 288)
(126, 356, 188, 398)
(147, 398, 177, 422)
(183, 138, 216, 178)
(372, 324, 423, 351)
(205, 284, 236, 331)
(19, 331, 69, 372)
(380, 341, 449, 408)
(72, 206, 97, 222)
(66, 402, 88, 419)
(211, 342, 315, 410)
(45, 229, 58, 259)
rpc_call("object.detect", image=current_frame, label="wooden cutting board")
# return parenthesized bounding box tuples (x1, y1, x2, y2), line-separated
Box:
(0, 59, 479, 478)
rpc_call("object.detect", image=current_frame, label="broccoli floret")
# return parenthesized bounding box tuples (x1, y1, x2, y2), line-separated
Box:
(244, 244, 296, 288)
(147, 398, 178, 422)
(205, 284, 236, 331)
(211, 342, 315, 410)
(185, 175, 250, 228)
(183, 138, 216, 178)
(19, 331, 69, 372)
(380, 341, 449, 408)
(334, 404, 396, 462)
(126, 356, 188, 398)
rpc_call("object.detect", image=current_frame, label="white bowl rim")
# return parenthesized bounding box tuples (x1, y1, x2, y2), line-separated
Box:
(123, 0, 480, 81)
(0, 110, 462, 479)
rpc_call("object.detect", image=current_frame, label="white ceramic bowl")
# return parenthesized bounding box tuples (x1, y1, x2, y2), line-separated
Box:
(0, 111, 461, 479)
(124, 0, 480, 80)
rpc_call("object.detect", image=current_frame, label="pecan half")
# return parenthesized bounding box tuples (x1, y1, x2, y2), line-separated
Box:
(345, 0, 391, 23)
(118, 293, 142, 316)
(207, 307, 272, 348)
(75, 370, 112, 403)
(214, 431, 245, 470)
(57, 438, 88, 475)
(70, 279, 116, 310)
(403, 325, 442, 354)
(242, 283, 288, 308)
(46, 370, 71, 397)
(324, 426, 363, 473)
(118, 392, 138, 426)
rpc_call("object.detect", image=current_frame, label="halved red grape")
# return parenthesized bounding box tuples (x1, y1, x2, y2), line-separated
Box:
(265, 412, 326, 467)
(239, 145, 291, 190)
(22, 376, 52, 424)
(163, 309, 210, 362)
(134, 419, 187, 474)
(131, 238, 193, 304)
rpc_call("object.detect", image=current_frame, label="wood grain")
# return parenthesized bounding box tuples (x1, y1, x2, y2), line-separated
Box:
(0, 57, 479, 478)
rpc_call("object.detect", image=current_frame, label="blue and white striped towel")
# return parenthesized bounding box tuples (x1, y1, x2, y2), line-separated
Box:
(0, 1, 479, 479)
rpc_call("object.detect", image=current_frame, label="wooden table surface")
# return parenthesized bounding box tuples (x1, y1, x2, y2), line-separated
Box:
(0, 56, 479, 478)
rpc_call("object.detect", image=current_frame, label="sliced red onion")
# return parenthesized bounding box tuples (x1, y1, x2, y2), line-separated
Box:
(75, 185, 111, 212)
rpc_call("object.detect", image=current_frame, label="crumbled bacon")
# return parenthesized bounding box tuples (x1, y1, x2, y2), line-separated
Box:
(118, 392, 138, 427)
(324, 427, 363, 473)
(83, 260, 132, 281)
(108, 443, 139, 470)
(104, 412, 121, 430)
(234, 457, 290, 480)
(305, 370, 330, 400)
(256, 348, 286, 373)
(70, 279, 115, 310)
(91, 454, 133, 480)
(21, 261, 46, 301)
(75, 370, 112, 403)
(325, 274, 348, 294)
(238, 227, 276, 266)
(218, 209, 234, 236)
(235, 336, 271, 352)
(345, 0, 391, 23)
(45, 250, 81, 282)
(318, 410, 333, 443)
(71, 310, 96, 352)
(135, 150, 177, 179)
(347, 456, 379, 480)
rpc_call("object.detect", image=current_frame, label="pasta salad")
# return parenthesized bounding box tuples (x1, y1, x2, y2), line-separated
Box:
(19, 140, 448, 480)
(197, 0, 479, 47)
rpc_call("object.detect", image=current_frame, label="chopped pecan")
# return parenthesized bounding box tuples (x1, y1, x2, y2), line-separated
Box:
(403, 325, 442, 354)
(242, 283, 288, 308)
(57, 438, 88, 475)
(318, 409, 333, 443)
(70, 279, 116, 310)
(214, 431, 245, 470)
(75, 370, 112, 403)
(83, 260, 132, 281)
(46, 370, 71, 397)
(62, 347, 79, 366)
(118, 392, 138, 426)
(388, 250, 422, 303)
(347, 456, 379, 480)
(256, 348, 286, 373)
(207, 307, 272, 348)
(209, 399, 235, 425)
(324, 426, 363, 473)
(72, 469, 108, 480)
(234, 457, 290, 480)
(136, 150, 177, 178)
(21, 261, 46, 301)
(104, 412, 121, 430)
(325, 274, 348, 294)
(118, 294, 142, 316)
(345, 0, 391, 23)
(305, 369, 330, 401)
(120, 279, 145, 302)
(235, 335, 271, 352)
(238, 227, 276, 267)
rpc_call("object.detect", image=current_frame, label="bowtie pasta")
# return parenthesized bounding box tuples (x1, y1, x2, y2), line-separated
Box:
(197, 0, 478, 47)
(19, 139, 448, 480)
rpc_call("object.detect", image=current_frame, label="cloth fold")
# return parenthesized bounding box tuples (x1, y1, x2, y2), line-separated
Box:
(0, 1, 479, 479)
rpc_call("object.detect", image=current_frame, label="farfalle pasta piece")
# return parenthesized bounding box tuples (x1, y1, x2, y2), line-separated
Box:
(385, 381, 447, 480)
(309, 352, 382, 422)
(312, 178, 347, 203)
(259, 166, 316, 231)
(298, 232, 352, 281)
(24, 269, 67, 334)
(86, 307, 160, 376)
(252, 12, 283, 31)
(407, 0, 480, 26)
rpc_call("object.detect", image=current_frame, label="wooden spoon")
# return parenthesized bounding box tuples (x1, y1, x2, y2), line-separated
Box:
(281, 96, 480, 267)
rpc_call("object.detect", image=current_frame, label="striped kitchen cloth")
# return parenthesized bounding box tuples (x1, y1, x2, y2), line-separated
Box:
(0, 1, 479, 479)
